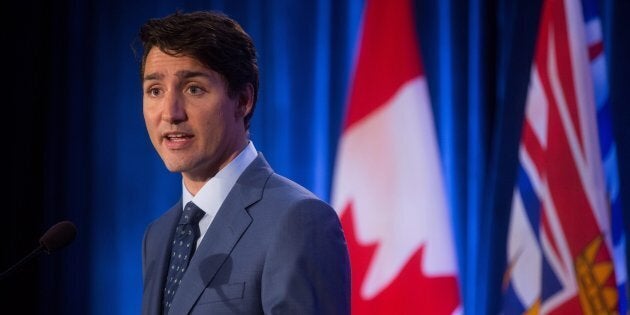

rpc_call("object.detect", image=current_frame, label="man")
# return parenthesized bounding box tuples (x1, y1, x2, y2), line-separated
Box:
(138, 10, 350, 315)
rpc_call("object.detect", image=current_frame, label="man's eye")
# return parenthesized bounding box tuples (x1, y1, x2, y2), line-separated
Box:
(147, 88, 161, 97)
(188, 86, 204, 95)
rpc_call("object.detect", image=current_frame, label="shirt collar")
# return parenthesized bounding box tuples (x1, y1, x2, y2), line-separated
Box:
(182, 141, 258, 217)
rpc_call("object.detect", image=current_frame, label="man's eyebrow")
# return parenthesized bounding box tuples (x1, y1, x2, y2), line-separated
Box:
(143, 72, 163, 82)
(176, 70, 212, 80)
(143, 70, 213, 82)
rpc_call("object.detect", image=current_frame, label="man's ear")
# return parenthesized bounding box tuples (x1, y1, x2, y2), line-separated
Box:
(236, 83, 254, 119)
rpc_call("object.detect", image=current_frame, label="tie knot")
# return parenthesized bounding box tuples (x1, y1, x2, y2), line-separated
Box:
(179, 202, 205, 225)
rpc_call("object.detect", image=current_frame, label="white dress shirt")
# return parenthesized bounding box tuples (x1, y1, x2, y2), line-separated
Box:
(182, 141, 258, 249)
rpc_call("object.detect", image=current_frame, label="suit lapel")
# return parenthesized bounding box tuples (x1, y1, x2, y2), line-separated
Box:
(143, 201, 182, 315)
(168, 154, 273, 315)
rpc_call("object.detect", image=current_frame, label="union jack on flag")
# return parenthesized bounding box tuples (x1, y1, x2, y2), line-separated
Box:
(502, 0, 628, 313)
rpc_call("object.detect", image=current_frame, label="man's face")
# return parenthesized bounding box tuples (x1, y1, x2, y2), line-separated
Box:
(142, 48, 249, 186)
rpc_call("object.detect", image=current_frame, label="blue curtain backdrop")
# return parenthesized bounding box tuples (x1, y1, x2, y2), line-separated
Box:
(1, 0, 628, 314)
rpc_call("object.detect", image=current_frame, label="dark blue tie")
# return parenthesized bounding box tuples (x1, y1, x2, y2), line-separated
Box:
(163, 201, 205, 314)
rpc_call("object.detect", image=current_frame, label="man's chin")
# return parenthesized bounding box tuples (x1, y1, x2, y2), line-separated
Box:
(162, 160, 190, 173)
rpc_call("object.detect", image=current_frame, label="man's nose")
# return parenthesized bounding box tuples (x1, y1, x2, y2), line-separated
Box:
(161, 92, 186, 124)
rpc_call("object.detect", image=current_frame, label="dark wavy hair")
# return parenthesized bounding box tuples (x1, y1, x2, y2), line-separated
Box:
(138, 11, 259, 129)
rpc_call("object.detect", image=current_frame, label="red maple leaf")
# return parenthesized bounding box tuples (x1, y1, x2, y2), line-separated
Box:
(340, 204, 460, 314)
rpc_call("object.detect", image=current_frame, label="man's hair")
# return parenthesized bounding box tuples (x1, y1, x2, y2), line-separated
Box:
(139, 11, 259, 129)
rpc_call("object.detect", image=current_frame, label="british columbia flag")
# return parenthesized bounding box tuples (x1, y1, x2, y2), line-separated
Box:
(502, 0, 628, 313)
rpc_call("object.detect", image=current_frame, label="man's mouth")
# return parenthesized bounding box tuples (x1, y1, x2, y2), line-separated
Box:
(162, 132, 194, 149)
(164, 133, 193, 141)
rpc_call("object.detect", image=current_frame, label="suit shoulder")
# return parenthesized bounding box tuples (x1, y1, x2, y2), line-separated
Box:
(256, 173, 338, 221)
(264, 173, 325, 204)
(144, 202, 180, 236)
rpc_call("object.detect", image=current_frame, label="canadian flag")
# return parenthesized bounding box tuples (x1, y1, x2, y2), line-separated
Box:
(331, 0, 462, 314)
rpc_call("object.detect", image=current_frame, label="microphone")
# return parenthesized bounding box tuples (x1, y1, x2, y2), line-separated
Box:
(0, 220, 77, 281)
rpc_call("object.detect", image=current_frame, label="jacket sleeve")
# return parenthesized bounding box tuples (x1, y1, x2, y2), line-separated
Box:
(261, 198, 351, 315)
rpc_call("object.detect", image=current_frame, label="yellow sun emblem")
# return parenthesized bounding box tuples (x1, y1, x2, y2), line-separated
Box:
(575, 235, 619, 315)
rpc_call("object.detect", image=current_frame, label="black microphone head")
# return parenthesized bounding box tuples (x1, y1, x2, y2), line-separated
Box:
(39, 221, 77, 253)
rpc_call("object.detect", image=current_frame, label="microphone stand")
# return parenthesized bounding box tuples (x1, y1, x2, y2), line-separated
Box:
(0, 244, 45, 281)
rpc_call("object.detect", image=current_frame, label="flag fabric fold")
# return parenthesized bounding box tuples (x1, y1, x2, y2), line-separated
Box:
(331, 0, 462, 313)
(502, 0, 628, 313)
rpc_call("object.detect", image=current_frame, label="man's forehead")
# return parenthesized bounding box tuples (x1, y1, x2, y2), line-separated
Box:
(143, 51, 215, 81)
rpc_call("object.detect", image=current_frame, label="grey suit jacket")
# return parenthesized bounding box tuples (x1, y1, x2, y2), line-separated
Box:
(141, 154, 351, 315)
